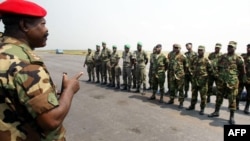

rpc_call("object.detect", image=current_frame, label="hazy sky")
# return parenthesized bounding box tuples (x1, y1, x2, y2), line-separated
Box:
(1, 0, 250, 53)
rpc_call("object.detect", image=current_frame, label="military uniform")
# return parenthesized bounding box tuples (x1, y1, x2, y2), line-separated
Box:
(84, 49, 95, 82)
(147, 47, 156, 90)
(208, 41, 245, 125)
(166, 49, 175, 94)
(100, 42, 111, 84)
(110, 45, 120, 87)
(167, 44, 187, 108)
(134, 42, 148, 94)
(184, 44, 197, 98)
(114, 56, 122, 89)
(237, 45, 250, 114)
(94, 45, 102, 83)
(122, 45, 133, 91)
(186, 46, 213, 115)
(148, 44, 168, 103)
(207, 43, 222, 103)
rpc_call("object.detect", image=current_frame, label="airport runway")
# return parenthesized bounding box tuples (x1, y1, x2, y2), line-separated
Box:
(37, 52, 249, 141)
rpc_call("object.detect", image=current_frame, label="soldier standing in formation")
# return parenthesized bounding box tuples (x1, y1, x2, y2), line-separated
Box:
(166, 46, 176, 95)
(167, 44, 187, 108)
(147, 47, 156, 90)
(114, 55, 122, 89)
(84, 48, 95, 82)
(122, 44, 133, 91)
(100, 42, 111, 85)
(94, 45, 102, 83)
(208, 41, 245, 125)
(148, 44, 168, 103)
(184, 43, 197, 98)
(134, 42, 148, 94)
(237, 44, 250, 114)
(207, 43, 222, 103)
(186, 45, 212, 115)
(110, 45, 120, 87)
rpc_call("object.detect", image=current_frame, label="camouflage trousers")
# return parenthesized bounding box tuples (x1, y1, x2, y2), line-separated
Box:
(152, 72, 165, 95)
(148, 67, 153, 88)
(207, 75, 218, 96)
(131, 68, 136, 87)
(136, 66, 146, 89)
(190, 77, 208, 109)
(184, 74, 193, 92)
(87, 64, 95, 81)
(215, 78, 239, 111)
(123, 67, 132, 86)
(101, 60, 109, 83)
(107, 61, 112, 84)
(95, 64, 102, 82)
(169, 73, 185, 102)
(115, 65, 121, 85)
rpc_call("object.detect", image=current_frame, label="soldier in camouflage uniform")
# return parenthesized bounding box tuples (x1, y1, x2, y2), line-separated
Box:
(122, 44, 133, 91)
(110, 45, 120, 87)
(186, 46, 212, 115)
(114, 55, 122, 89)
(207, 43, 222, 103)
(147, 47, 156, 90)
(184, 43, 197, 98)
(166, 46, 175, 95)
(100, 42, 111, 85)
(134, 42, 148, 94)
(236, 44, 250, 114)
(84, 48, 95, 82)
(148, 44, 168, 103)
(0, 1, 83, 140)
(94, 45, 102, 83)
(131, 54, 137, 89)
(167, 44, 187, 108)
(208, 41, 245, 125)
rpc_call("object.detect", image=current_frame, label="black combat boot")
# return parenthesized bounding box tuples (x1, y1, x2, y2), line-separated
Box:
(127, 85, 131, 92)
(244, 101, 250, 114)
(148, 93, 156, 100)
(122, 84, 127, 91)
(206, 95, 210, 103)
(229, 110, 235, 125)
(199, 108, 204, 115)
(208, 106, 220, 117)
(178, 101, 183, 109)
(186, 105, 195, 110)
(167, 99, 174, 104)
(159, 94, 164, 103)
(135, 85, 140, 93)
(115, 83, 120, 89)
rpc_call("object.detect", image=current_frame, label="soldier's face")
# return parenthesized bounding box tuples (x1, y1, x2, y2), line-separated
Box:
(186, 45, 192, 51)
(137, 46, 142, 51)
(215, 47, 220, 53)
(227, 45, 235, 53)
(198, 49, 204, 57)
(247, 47, 250, 53)
(96, 47, 100, 51)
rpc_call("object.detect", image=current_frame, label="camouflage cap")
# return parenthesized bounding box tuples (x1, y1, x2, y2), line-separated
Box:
(215, 43, 222, 48)
(96, 45, 100, 47)
(124, 44, 130, 48)
(112, 45, 117, 49)
(198, 45, 205, 51)
(173, 43, 181, 48)
(228, 41, 237, 48)
(88, 48, 92, 51)
(137, 42, 142, 47)
(102, 42, 106, 45)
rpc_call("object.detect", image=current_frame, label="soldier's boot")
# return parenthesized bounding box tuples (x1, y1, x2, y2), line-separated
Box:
(135, 85, 140, 93)
(112, 82, 116, 87)
(199, 108, 205, 115)
(93, 77, 95, 82)
(178, 101, 183, 109)
(122, 84, 127, 91)
(206, 95, 210, 103)
(229, 110, 235, 125)
(236, 98, 240, 110)
(159, 94, 164, 103)
(104, 78, 107, 85)
(141, 85, 146, 95)
(244, 101, 250, 114)
(167, 98, 174, 104)
(186, 104, 195, 110)
(127, 85, 131, 92)
(208, 107, 220, 117)
(184, 91, 188, 98)
(115, 82, 120, 89)
(148, 92, 156, 100)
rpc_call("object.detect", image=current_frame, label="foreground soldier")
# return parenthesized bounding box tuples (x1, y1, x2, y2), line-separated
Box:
(100, 42, 111, 85)
(148, 44, 168, 103)
(0, 0, 83, 140)
(186, 46, 212, 115)
(122, 44, 133, 91)
(208, 41, 245, 125)
(110, 45, 119, 87)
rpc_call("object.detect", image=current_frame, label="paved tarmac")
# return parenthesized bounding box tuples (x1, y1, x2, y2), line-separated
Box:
(37, 52, 249, 141)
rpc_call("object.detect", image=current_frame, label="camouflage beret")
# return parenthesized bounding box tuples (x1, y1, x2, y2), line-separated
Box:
(198, 45, 205, 50)
(215, 43, 222, 48)
(0, 0, 47, 17)
(228, 41, 237, 48)
(173, 44, 181, 48)
(124, 44, 130, 48)
(112, 45, 117, 49)
(102, 42, 106, 45)
(137, 42, 142, 47)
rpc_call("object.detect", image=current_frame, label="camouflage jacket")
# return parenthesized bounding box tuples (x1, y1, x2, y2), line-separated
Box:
(134, 50, 148, 68)
(100, 47, 111, 62)
(110, 51, 120, 65)
(149, 53, 155, 71)
(85, 53, 94, 65)
(241, 53, 250, 84)
(168, 52, 187, 80)
(152, 53, 168, 74)
(208, 52, 222, 76)
(216, 53, 245, 88)
(94, 50, 102, 65)
(122, 51, 133, 68)
(184, 51, 197, 74)
(0, 36, 65, 141)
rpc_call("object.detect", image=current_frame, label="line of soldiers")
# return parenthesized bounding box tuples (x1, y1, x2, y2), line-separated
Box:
(84, 41, 250, 125)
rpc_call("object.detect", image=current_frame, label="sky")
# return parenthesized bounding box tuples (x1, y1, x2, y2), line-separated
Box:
(0, 0, 250, 53)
